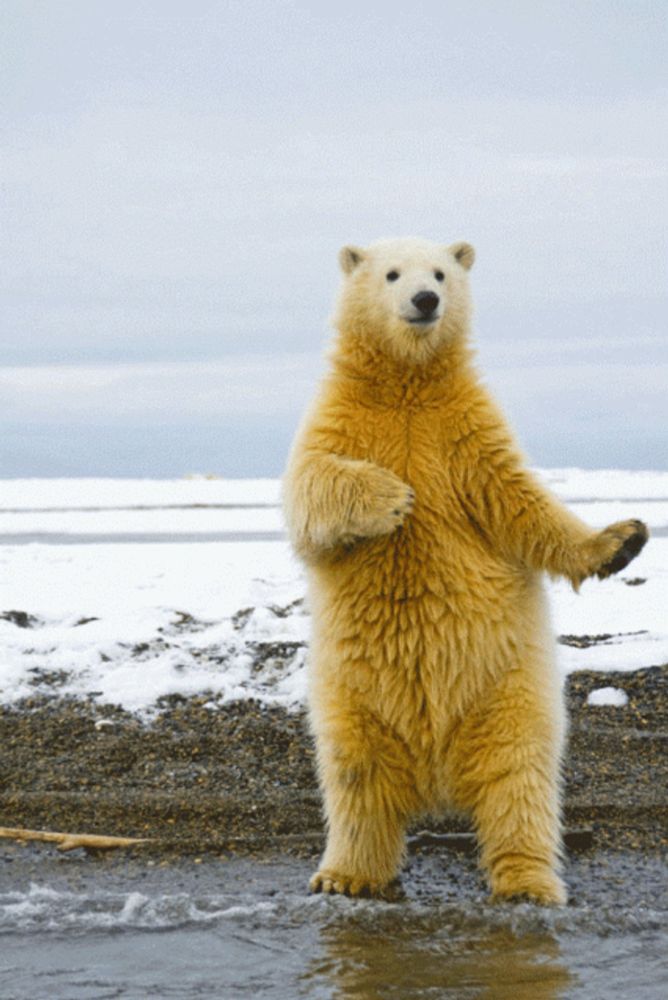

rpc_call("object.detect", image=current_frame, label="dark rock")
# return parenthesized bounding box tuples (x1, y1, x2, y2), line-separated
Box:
(1, 610, 39, 629)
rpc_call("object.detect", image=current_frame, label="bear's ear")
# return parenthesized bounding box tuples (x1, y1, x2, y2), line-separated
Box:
(449, 242, 475, 271)
(339, 245, 366, 274)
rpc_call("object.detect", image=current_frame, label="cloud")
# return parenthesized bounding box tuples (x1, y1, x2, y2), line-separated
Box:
(0, 354, 326, 425)
(510, 155, 668, 179)
(2, 351, 666, 476)
(1, 3, 666, 474)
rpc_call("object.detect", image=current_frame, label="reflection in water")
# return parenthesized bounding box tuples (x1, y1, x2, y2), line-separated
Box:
(305, 906, 574, 1000)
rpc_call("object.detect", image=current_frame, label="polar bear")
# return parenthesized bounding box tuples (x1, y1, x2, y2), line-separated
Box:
(283, 237, 648, 904)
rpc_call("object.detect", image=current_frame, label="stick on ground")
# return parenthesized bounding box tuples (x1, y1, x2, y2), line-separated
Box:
(0, 826, 150, 853)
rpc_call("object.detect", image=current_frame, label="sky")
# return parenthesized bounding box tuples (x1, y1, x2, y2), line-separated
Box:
(1, 0, 667, 476)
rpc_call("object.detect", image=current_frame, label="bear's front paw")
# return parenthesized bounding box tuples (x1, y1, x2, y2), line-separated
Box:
(591, 519, 649, 580)
(351, 477, 415, 540)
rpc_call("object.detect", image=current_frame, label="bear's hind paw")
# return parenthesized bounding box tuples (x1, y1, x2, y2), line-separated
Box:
(490, 864, 567, 907)
(309, 869, 402, 900)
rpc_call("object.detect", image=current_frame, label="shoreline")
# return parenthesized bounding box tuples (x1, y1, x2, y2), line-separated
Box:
(1, 664, 666, 858)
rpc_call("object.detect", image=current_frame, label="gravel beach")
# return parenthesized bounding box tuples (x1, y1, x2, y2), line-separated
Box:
(1, 662, 666, 860)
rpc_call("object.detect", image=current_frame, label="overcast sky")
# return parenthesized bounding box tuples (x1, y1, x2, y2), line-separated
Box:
(2, 0, 667, 476)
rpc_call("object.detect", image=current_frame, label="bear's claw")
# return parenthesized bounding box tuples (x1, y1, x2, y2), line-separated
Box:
(490, 863, 567, 906)
(309, 870, 403, 900)
(596, 520, 649, 579)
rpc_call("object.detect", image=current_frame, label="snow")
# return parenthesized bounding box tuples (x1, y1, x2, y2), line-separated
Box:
(587, 687, 629, 707)
(540, 468, 668, 501)
(0, 506, 285, 537)
(0, 469, 666, 715)
(0, 540, 308, 713)
(0, 477, 282, 510)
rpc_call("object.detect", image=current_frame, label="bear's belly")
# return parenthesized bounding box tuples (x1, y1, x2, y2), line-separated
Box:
(309, 512, 541, 742)
(323, 509, 525, 612)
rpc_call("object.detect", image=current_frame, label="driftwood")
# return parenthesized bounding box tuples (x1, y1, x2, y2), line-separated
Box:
(0, 826, 150, 853)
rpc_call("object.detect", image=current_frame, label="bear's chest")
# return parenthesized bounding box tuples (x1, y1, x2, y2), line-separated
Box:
(326, 400, 499, 590)
(338, 403, 461, 515)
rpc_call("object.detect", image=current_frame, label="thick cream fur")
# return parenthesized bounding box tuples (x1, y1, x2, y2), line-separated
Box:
(283, 237, 648, 904)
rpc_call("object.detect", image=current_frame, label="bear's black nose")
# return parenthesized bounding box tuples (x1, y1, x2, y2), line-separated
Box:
(411, 291, 439, 317)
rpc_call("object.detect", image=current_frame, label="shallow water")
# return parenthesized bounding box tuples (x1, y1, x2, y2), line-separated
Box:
(0, 850, 666, 999)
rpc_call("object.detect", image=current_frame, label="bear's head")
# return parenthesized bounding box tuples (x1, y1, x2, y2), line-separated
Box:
(333, 237, 475, 366)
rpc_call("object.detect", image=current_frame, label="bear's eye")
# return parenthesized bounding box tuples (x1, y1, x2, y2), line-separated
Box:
(386, 270, 400, 282)
(434, 270, 445, 282)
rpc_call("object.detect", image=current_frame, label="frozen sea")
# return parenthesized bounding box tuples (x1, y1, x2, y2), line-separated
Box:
(0, 470, 667, 999)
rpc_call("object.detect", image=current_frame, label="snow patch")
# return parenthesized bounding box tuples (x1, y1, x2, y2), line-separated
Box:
(587, 687, 629, 707)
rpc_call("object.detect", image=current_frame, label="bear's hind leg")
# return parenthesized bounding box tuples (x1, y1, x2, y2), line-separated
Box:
(311, 720, 418, 898)
(447, 666, 566, 906)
